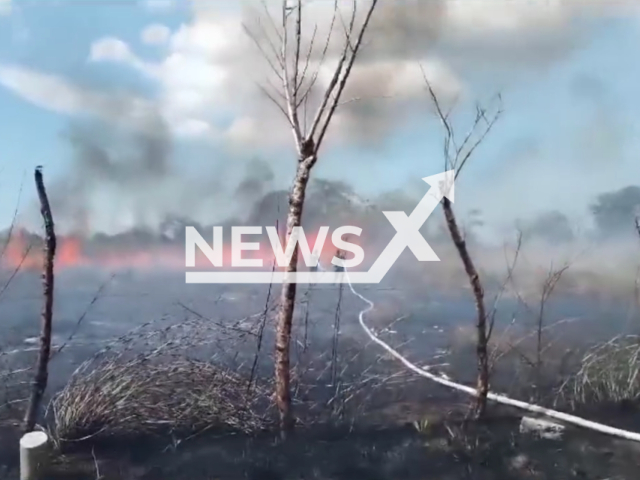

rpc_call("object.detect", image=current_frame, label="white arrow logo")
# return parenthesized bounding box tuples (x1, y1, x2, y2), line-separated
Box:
(185, 170, 454, 284)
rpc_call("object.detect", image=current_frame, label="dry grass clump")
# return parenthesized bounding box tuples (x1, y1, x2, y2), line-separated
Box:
(48, 311, 273, 443)
(51, 354, 272, 442)
(557, 335, 640, 407)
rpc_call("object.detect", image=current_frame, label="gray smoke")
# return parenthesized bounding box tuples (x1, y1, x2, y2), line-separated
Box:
(234, 158, 276, 210)
(25, 104, 236, 234)
(519, 210, 575, 243)
(231, 0, 608, 147)
(7, 1, 635, 299)
(590, 186, 640, 238)
(21, 0, 617, 233)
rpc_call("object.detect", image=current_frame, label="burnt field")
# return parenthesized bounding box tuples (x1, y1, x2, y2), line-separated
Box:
(2, 0, 640, 478)
(1, 265, 640, 479)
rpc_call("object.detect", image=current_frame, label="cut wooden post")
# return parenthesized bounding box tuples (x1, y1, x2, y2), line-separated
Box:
(23, 166, 57, 432)
(19, 431, 50, 480)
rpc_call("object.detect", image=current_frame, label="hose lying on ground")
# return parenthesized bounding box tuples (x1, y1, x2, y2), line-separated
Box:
(340, 266, 640, 443)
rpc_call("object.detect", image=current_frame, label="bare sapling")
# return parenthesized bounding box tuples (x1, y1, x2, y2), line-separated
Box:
(23, 166, 57, 433)
(487, 231, 524, 371)
(494, 254, 571, 401)
(532, 262, 570, 399)
(245, 0, 380, 435)
(422, 71, 502, 417)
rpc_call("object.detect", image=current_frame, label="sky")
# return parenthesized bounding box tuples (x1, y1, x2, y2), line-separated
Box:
(0, 0, 639, 238)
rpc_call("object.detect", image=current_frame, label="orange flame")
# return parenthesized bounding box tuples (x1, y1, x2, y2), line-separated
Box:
(0, 229, 364, 272)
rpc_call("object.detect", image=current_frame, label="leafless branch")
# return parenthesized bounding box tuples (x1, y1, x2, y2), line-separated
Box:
(51, 273, 116, 360)
(248, 230, 278, 392)
(0, 172, 25, 260)
(314, 1, 378, 152)
(421, 67, 503, 179)
(0, 242, 34, 302)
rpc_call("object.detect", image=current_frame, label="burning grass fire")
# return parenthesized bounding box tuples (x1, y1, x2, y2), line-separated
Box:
(2, 230, 160, 271)
(0, 228, 363, 272)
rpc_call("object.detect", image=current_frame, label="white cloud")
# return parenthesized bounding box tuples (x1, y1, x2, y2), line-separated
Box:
(128, 0, 614, 149)
(169, 17, 237, 57)
(444, 0, 568, 34)
(2, 0, 627, 150)
(0, 64, 98, 115)
(3, 44, 224, 142)
(89, 37, 135, 63)
(172, 118, 216, 138)
(83, 4, 467, 148)
(141, 24, 171, 45)
(0, 64, 160, 134)
(86, 18, 242, 142)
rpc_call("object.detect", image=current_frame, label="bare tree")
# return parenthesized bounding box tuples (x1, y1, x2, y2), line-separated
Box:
(532, 262, 570, 397)
(246, 0, 380, 435)
(23, 166, 57, 432)
(487, 231, 524, 372)
(493, 253, 573, 402)
(422, 72, 502, 418)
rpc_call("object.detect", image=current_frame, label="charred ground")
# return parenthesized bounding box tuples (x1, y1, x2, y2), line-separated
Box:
(0, 266, 639, 479)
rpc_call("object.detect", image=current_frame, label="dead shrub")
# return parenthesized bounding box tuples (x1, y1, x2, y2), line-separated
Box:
(48, 312, 273, 443)
(51, 355, 272, 442)
(557, 335, 640, 407)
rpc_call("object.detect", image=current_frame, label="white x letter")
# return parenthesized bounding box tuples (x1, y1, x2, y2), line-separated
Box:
(383, 211, 437, 261)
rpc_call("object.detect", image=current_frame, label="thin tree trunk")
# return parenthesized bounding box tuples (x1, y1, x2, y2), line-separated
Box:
(275, 153, 316, 437)
(23, 166, 56, 433)
(441, 197, 489, 418)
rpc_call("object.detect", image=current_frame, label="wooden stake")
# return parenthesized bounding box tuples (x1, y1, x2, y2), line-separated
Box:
(23, 166, 57, 432)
